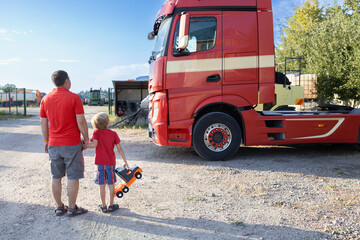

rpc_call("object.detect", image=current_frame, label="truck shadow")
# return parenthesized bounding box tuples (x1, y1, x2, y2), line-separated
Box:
(90, 208, 330, 240)
(0, 200, 331, 240)
(128, 142, 360, 180)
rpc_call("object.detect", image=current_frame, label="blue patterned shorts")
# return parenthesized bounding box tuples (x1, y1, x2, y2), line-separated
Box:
(94, 165, 117, 185)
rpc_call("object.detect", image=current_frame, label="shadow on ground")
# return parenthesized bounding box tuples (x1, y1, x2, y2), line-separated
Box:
(122, 140, 360, 180)
(0, 200, 330, 240)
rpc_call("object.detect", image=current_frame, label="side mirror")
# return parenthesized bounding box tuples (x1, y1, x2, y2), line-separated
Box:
(148, 32, 155, 40)
(178, 13, 190, 50)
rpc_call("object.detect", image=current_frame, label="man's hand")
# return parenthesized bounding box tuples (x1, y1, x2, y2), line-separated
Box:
(44, 142, 48, 153)
(81, 139, 89, 150)
(76, 114, 89, 145)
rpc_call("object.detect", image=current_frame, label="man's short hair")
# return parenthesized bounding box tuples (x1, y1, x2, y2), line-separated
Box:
(51, 70, 69, 87)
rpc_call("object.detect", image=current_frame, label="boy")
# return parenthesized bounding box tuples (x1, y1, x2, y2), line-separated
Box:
(84, 112, 129, 213)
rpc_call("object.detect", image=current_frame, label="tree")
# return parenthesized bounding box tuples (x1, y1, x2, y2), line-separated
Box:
(276, 0, 360, 106)
(306, 4, 360, 105)
(276, 0, 323, 72)
(344, 0, 360, 11)
(1, 84, 17, 93)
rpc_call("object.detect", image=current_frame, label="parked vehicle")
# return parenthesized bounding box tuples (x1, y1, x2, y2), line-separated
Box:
(89, 88, 104, 106)
(0, 90, 40, 107)
(146, 0, 360, 161)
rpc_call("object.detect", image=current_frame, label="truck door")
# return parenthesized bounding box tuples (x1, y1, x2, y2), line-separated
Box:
(166, 11, 222, 125)
(222, 11, 259, 107)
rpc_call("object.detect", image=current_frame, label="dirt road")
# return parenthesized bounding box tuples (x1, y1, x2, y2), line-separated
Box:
(0, 106, 359, 240)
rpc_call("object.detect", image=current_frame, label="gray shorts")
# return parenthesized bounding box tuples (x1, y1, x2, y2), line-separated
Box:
(48, 144, 84, 180)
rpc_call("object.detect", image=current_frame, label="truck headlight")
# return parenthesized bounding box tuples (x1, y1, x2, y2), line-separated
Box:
(152, 108, 159, 121)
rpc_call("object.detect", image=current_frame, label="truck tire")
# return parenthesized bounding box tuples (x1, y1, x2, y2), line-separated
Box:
(193, 112, 241, 161)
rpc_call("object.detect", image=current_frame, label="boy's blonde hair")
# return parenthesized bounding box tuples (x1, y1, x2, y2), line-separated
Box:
(91, 112, 110, 130)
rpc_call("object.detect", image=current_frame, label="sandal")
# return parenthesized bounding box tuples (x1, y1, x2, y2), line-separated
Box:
(55, 204, 68, 216)
(108, 204, 119, 212)
(98, 205, 107, 213)
(67, 204, 88, 217)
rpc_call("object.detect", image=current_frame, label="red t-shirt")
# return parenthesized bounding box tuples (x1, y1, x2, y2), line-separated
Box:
(91, 129, 120, 165)
(40, 88, 84, 146)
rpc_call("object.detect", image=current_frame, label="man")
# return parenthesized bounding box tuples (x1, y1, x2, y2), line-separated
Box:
(40, 70, 89, 217)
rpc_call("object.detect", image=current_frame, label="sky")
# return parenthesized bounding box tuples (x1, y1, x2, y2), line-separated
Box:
(0, 0, 343, 94)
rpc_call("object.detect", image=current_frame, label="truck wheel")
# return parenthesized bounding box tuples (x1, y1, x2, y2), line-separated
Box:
(116, 191, 123, 198)
(122, 186, 129, 193)
(193, 112, 241, 161)
(135, 172, 142, 179)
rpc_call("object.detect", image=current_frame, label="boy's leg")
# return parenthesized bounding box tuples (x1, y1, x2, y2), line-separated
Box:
(100, 184, 106, 207)
(105, 165, 116, 207)
(95, 165, 107, 207)
(108, 184, 115, 206)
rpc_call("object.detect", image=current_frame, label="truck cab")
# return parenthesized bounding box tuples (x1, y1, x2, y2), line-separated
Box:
(148, 0, 360, 161)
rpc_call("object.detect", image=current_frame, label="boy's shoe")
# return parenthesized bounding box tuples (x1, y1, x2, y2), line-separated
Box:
(98, 205, 107, 213)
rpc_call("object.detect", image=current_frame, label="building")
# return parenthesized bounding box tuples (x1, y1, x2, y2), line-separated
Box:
(112, 76, 148, 116)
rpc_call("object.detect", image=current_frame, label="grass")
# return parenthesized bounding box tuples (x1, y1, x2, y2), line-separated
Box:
(154, 207, 170, 212)
(109, 114, 148, 129)
(185, 195, 207, 202)
(336, 170, 346, 176)
(0, 111, 32, 120)
(232, 219, 245, 227)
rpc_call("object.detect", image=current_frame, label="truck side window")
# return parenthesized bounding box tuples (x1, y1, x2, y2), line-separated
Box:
(173, 17, 216, 54)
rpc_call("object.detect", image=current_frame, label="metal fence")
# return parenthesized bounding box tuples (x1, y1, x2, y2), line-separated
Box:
(0, 88, 31, 116)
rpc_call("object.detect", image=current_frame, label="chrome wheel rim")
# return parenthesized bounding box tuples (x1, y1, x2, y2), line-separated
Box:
(203, 123, 232, 152)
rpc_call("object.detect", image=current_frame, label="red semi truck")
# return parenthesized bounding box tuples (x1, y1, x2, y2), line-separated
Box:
(147, 0, 360, 161)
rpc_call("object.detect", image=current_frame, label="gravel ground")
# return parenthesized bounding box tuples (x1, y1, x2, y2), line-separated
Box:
(0, 106, 359, 240)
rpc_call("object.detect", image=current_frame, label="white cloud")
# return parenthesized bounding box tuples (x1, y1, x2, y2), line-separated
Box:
(0, 29, 8, 34)
(0, 27, 34, 41)
(96, 63, 149, 81)
(57, 59, 79, 63)
(0, 58, 22, 65)
(0, 36, 13, 41)
(33, 58, 51, 62)
(0, 28, 13, 41)
(31, 58, 79, 63)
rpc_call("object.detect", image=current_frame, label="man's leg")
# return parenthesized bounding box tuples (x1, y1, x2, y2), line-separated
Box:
(48, 145, 66, 211)
(67, 179, 79, 209)
(52, 178, 63, 207)
(64, 144, 87, 215)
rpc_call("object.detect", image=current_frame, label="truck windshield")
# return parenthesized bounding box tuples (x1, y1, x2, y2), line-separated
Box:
(152, 17, 172, 59)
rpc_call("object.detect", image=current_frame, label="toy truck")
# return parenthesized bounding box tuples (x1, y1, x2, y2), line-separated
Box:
(114, 165, 142, 198)
(146, 0, 360, 161)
